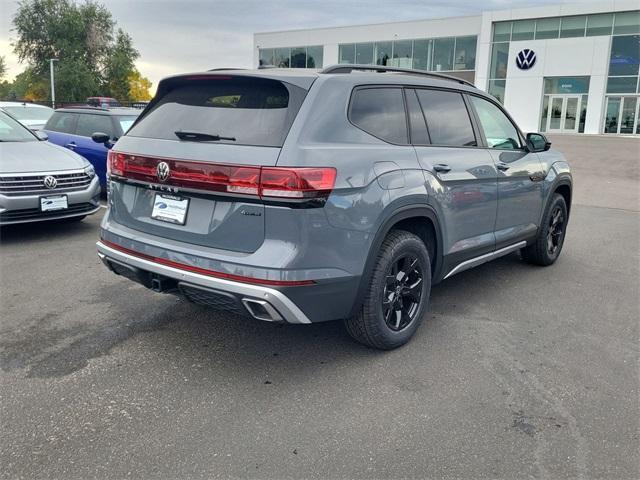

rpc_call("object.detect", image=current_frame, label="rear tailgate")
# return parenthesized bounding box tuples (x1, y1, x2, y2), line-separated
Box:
(108, 74, 310, 253)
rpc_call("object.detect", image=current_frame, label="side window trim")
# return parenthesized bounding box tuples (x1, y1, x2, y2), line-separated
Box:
(463, 94, 488, 148)
(69, 113, 82, 136)
(401, 88, 412, 145)
(414, 86, 479, 148)
(465, 92, 526, 150)
(111, 116, 122, 140)
(348, 85, 410, 146)
(404, 87, 432, 145)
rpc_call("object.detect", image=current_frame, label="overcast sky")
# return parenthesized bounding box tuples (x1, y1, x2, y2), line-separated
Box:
(1, 0, 595, 89)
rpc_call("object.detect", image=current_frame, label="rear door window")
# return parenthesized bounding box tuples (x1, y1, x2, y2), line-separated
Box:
(349, 87, 408, 144)
(45, 112, 77, 134)
(415, 89, 476, 147)
(127, 76, 307, 147)
(75, 114, 114, 138)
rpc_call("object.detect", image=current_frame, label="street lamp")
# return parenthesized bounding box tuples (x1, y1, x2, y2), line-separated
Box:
(49, 58, 58, 108)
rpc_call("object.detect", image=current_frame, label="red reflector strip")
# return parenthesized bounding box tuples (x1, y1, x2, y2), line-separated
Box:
(101, 239, 315, 287)
(108, 152, 336, 200)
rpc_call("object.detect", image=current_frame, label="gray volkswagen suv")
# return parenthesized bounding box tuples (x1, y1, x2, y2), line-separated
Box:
(96, 65, 572, 349)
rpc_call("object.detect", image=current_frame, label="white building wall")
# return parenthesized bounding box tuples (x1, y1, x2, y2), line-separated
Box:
(504, 36, 611, 133)
(254, 0, 639, 134)
(254, 15, 482, 67)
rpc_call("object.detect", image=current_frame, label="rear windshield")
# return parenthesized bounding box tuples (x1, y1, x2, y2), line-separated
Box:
(3, 106, 53, 122)
(127, 76, 307, 147)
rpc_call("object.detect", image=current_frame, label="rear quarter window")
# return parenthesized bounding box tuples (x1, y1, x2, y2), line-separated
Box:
(349, 87, 408, 144)
(126, 76, 307, 147)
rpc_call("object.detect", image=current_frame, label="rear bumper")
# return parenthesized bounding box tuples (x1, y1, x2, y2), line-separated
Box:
(97, 240, 314, 324)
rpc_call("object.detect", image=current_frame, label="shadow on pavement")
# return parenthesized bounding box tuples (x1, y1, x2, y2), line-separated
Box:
(0, 251, 532, 380)
(0, 216, 99, 245)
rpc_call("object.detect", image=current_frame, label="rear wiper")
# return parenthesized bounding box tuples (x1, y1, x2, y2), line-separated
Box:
(174, 130, 236, 142)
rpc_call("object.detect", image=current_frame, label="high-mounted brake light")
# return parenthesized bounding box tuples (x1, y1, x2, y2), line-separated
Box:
(108, 152, 336, 201)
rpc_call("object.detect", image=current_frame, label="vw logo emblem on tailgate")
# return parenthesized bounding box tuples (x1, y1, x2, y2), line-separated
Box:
(515, 49, 536, 70)
(156, 162, 170, 182)
(43, 175, 57, 189)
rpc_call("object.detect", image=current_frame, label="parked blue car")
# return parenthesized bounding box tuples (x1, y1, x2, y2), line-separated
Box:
(43, 107, 140, 186)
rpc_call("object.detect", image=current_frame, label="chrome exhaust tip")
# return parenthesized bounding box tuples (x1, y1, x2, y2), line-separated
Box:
(241, 298, 284, 322)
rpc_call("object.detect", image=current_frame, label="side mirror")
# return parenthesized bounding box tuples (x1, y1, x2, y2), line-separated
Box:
(35, 130, 48, 141)
(526, 133, 551, 153)
(91, 132, 112, 146)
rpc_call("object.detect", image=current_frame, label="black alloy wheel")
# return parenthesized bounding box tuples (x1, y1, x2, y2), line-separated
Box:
(382, 255, 424, 332)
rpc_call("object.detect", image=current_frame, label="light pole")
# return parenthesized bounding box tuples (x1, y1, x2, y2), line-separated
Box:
(49, 58, 58, 108)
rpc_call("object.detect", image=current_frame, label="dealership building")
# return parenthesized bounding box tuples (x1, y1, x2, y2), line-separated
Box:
(254, 2, 640, 135)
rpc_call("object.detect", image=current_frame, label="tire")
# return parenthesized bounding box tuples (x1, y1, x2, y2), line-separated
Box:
(344, 230, 431, 350)
(521, 193, 568, 266)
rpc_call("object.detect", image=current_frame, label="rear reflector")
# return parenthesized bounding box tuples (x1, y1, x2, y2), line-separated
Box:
(108, 152, 335, 200)
(101, 239, 315, 286)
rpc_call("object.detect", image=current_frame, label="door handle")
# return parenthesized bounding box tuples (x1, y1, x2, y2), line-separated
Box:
(433, 164, 451, 173)
(65, 142, 76, 149)
(496, 163, 510, 171)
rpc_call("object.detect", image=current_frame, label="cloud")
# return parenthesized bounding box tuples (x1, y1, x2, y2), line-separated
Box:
(1, 0, 580, 86)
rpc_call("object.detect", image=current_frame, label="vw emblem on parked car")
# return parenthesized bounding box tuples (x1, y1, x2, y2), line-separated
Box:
(156, 162, 170, 182)
(43, 175, 57, 189)
(515, 49, 536, 70)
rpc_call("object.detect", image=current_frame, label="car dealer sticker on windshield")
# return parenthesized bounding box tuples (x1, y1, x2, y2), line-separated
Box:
(40, 195, 68, 212)
(151, 194, 189, 225)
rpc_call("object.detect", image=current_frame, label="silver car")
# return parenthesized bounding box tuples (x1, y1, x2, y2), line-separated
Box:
(0, 110, 101, 225)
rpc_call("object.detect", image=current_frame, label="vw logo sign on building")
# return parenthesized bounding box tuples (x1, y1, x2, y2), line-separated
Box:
(43, 175, 57, 189)
(515, 49, 537, 70)
(156, 162, 170, 182)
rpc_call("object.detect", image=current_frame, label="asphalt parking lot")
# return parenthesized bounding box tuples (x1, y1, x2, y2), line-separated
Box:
(1, 135, 638, 479)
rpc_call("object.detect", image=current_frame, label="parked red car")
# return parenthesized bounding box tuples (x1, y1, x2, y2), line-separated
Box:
(86, 97, 121, 108)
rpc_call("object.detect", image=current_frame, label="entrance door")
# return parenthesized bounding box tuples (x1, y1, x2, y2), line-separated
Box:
(604, 96, 640, 134)
(546, 95, 581, 133)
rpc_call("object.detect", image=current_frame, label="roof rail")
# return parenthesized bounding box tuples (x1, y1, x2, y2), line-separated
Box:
(320, 64, 475, 88)
(207, 68, 247, 71)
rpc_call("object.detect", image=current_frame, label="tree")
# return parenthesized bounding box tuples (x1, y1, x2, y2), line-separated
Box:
(103, 29, 138, 101)
(0, 56, 6, 80)
(128, 69, 152, 101)
(11, 0, 141, 102)
(5, 67, 48, 101)
(13, 0, 113, 76)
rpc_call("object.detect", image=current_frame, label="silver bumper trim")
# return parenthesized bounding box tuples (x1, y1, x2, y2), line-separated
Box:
(443, 241, 527, 280)
(96, 241, 311, 324)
